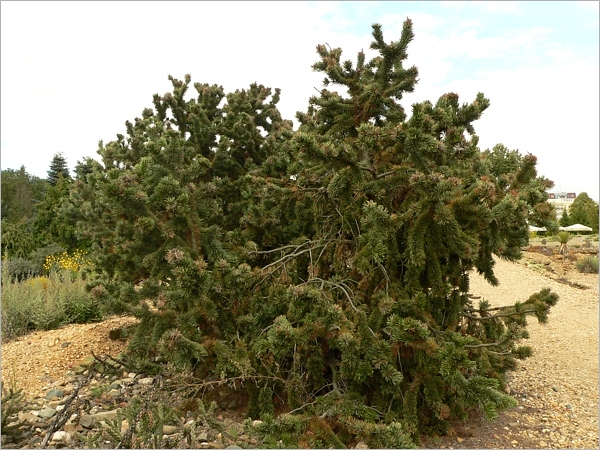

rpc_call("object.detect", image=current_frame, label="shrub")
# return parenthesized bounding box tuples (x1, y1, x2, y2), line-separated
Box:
(575, 256, 599, 273)
(44, 249, 92, 275)
(30, 243, 66, 272)
(557, 231, 571, 244)
(1, 267, 104, 342)
(1, 381, 26, 438)
(74, 21, 559, 446)
(3, 256, 41, 281)
(1, 243, 66, 282)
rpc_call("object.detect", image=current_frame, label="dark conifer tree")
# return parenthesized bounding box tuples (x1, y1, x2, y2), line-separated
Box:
(46, 153, 71, 186)
(76, 21, 558, 447)
(1, 166, 48, 222)
(241, 20, 558, 443)
(33, 175, 78, 251)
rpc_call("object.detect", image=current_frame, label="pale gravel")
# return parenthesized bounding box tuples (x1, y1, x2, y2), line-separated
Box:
(467, 257, 599, 449)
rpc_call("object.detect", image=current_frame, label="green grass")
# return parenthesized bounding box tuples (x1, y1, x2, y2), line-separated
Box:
(1, 267, 105, 342)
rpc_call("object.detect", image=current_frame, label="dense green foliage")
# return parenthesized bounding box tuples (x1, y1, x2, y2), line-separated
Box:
(4, 21, 561, 447)
(69, 21, 559, 446)
(1, 156, 108, 341)
(1, 166, 49, 260)
(33, 173, 84, 252)
(1, 166, 49, 222)
(559, 209, 571, 227)
(566, 192, 599, 232)
(1, 381, 26, 438)
(2, 153, 88, 266)
(1, 218, 38, 259)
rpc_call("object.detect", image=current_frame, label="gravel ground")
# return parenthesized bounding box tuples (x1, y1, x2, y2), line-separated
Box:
(424, 255, 599, 449)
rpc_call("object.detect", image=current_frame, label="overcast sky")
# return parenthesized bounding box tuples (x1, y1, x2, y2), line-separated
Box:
(2, 1, 598, 200)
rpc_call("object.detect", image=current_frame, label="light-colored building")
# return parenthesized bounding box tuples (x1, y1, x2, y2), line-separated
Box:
(547, 192, 576, 218)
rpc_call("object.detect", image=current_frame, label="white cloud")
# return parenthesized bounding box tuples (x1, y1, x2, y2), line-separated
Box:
(1, 2, 353, 174)
(439, 1, 468, 11)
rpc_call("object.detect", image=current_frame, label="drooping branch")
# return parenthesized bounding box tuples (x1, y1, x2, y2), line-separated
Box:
(261, 242, 329, 271)
(464, 337, 509, 349)
(249, 239, 322, 255)
(460, 309, 538, 321)
(299, 277, 359, 311)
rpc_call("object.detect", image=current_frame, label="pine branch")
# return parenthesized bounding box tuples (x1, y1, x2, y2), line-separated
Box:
(460, 309, 538, 321)
(299, 277, 358, 311)
(464, 305, 509, 313)
(258, 238, 351, 272)
(282, 389, 341, 417)
(41, 368, 95, 448)
(359, 166, 396, 180)
(261, 244, 327, 271)
(464, 337, 509, 349)
(115, 380, 158, 449)
(169, 375, 287, 394)
(249, 239, 320, 255)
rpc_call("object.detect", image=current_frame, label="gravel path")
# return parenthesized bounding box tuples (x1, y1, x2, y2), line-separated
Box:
(426, 257, 599, 449)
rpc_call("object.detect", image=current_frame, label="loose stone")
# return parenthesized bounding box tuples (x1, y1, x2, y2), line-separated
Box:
(38, 408, 57, 419)
(198, 431, 209, 442)
(46, 388, 65, 399)
(163, 425, 178, 435)
(51, 430, 69, 442)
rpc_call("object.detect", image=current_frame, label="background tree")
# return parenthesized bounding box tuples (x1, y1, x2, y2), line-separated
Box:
(559, 209, 572, 227)
(1, 218, 36, 259)
(74, 157, 98, 182)
(567, 192, 599, 232)
(46, 153, 71, 186)
(76, 21, 558, 447)
(1, 166, 48, 262)
(1, 166, 48, 222)
(33, 174, 79, 251)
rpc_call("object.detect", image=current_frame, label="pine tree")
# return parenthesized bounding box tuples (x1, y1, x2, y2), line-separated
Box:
(1, 166, 48, 222)
(568, 192, 599, 232)
(76, 21, 558, 447)
(46, 153, 71, 186)
(1, 166, 48, 259)
(559, 209, 572, 227)
(241, 20, 558, 441)
(74, 157, 98, 181)
(73, 73, 294, 356)
(33, 175, 79, 251)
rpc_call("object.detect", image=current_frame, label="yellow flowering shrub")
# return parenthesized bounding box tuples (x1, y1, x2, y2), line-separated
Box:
(43, 250, 92, 273)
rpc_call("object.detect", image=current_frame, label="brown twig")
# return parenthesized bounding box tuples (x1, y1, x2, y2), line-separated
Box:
(41, 368, 95, 448)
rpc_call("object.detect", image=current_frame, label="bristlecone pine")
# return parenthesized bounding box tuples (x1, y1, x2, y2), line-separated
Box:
(72, 19, 558, 448)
